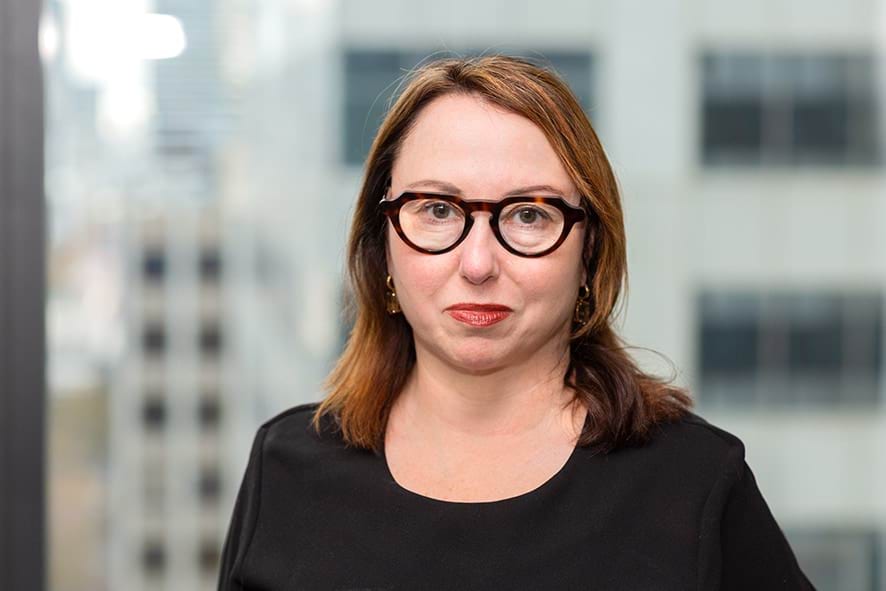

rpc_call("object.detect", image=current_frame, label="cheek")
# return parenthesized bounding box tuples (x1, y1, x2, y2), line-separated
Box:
(522, 240, 585, 298)
(387, 233, 451, 300)
(521, 267, 581, 310)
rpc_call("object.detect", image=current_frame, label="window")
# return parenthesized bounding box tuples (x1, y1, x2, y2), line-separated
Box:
(786, 528, 881, 591)
(198, 538, 221, 573)
(142, 540, 166, 575)
(142, 248, 166, 282)
(343, 48, 595, 165)
(197, 396, 221, 430)
(702, 52, 881, 166)
(697, 290, 882, 407)
(142, 396, 166, 431)
(198, 323, 222, 358)
(142, 323, 166, 356)
(197, 467, 221, 503)
(199, 248, 221, 283)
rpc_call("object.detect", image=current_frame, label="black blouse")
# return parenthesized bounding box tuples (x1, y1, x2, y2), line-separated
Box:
(218, 402, 815, 590)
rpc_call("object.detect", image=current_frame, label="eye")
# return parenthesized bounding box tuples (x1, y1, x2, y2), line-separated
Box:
(518, 209, 539, 223)
(510, 206, 551, 224)
(431, 202, 452, 219)
(424, 201, 457, 220)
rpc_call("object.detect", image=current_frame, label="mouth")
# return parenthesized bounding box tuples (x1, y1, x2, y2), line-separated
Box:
(445, 304, 512, 327)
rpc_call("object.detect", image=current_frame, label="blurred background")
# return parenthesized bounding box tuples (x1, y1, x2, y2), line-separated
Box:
(16, 0, 886, 589)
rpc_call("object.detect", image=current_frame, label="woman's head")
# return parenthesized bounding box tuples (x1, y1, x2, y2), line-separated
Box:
(354, 55, 625, 339)
(317, 55, 690, 451)
(384, 92, 588, 374)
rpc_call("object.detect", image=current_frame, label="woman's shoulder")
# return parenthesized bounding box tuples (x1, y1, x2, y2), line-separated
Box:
(259, 400, 324, 432)
(251, 401, 349, 458)
(649, 409, 745, 457)
(599, 409, 748, 491)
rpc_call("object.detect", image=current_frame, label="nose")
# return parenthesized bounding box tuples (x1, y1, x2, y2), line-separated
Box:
(457, 212, 500, 285)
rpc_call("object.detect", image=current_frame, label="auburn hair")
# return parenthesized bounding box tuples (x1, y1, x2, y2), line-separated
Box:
(312, 54, 692, 454)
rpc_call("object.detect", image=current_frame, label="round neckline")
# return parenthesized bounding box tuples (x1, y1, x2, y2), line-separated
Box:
(379, 422, 586, 507)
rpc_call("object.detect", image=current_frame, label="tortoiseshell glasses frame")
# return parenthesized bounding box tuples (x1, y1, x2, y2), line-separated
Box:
(379, 191, 589, 258)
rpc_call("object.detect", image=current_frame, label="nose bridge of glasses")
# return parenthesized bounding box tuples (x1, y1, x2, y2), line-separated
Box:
(456, 202, 500, 249)
(459, 199, 497, 218)
(462, 209, 495, 238)
(460, 196, 556, 216)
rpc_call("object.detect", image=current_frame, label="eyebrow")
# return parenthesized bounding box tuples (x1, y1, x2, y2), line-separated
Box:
(403, 179, 566, 198)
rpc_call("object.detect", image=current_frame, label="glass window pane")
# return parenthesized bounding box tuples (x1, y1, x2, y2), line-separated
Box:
(701, 51, 881, 166)
(698, 289, 882, 408)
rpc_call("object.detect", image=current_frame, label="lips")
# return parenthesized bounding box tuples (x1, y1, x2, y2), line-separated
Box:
(445, 303, 512, 327)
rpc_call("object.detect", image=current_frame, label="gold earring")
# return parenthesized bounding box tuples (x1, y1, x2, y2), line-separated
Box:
(385, 274, 401, 315)
(573, 284, 591, 326)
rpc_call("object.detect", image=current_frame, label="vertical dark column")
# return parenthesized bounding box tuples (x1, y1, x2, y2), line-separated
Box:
(0, 0, 46, 589)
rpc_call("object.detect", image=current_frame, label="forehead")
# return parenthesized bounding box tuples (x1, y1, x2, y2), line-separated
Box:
(392, 93, 576, 198)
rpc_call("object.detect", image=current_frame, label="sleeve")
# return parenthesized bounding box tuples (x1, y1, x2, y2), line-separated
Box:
(697, 446, 817, 590)
(217, 425, 269, 591)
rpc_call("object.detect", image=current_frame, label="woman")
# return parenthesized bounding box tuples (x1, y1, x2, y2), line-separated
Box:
(218, 56, 814, 590)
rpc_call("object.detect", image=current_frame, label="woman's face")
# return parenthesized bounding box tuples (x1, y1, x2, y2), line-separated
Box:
(386, 93, 587, 374)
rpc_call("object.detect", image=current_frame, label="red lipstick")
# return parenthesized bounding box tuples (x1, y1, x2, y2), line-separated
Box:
(445, 303, 512, 327)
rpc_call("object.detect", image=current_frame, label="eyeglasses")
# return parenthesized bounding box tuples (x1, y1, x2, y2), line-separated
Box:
(380, 191, 588, 258)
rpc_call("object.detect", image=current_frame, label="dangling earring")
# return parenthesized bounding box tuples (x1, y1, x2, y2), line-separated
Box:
(385, 274, 401, 315)
(573, 284, 591, 326)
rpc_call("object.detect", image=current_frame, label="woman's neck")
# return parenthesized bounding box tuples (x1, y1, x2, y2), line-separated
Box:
(393, 344, 580, 445)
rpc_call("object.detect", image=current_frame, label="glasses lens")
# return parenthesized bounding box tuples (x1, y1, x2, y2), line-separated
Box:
(499, 201, 566, 254)
(399, 198, 466, 251)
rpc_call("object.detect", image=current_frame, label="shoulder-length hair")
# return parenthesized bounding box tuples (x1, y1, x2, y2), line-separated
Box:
(312, 54, 692, 454)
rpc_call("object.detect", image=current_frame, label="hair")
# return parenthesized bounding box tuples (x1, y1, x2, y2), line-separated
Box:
(312, 54, 692, 454)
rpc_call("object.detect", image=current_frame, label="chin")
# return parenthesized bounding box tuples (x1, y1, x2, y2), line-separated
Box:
(443, 342, 515, 375)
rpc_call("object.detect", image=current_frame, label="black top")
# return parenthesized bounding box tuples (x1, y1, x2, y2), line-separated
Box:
(218, 402, 815, 590)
